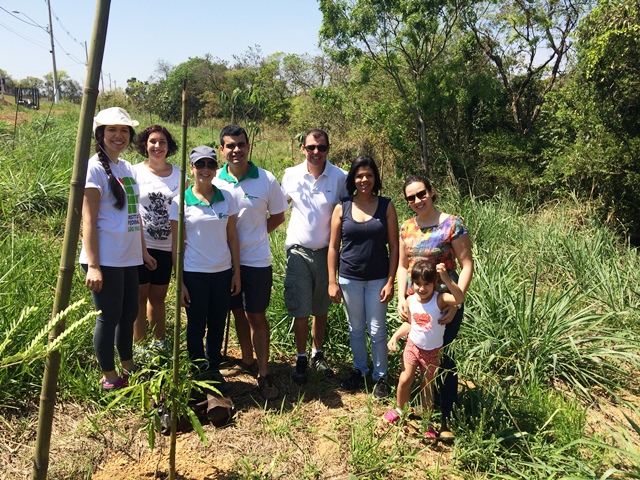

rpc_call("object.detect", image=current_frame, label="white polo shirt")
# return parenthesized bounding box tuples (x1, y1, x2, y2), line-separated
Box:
(214, 162, 288, 268)
(281, 160, 347, 250)
(79, 154, 142, 267)
(169, 186, 238, 273)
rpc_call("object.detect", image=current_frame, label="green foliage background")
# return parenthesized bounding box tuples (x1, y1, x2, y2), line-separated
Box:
(1, 0, 640, 476)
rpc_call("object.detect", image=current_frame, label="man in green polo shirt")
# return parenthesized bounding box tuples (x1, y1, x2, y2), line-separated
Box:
(213, 125, 288, 400)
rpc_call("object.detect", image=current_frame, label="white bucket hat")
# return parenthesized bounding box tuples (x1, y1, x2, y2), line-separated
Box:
(93, 107, 139, 131)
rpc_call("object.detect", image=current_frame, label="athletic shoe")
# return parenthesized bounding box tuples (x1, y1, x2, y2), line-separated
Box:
(372, 377, 389, 399)
(150, 339, 169, 351)
(208, 371, 233, 395)
(383, 409, 401, 423)
(439, 429, 455, 443)
(100, 376, 127, 393)
(121, 365, 139, 384)
(341, 369, 364, 391)
(291, 356, 308, 385)
(258, 374, 279, 400)
(311, 352, 334, 377)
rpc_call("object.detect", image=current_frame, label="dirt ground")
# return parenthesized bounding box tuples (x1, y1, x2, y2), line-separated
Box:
(1, 348, 458, 480)
(1, 350, 638, 479)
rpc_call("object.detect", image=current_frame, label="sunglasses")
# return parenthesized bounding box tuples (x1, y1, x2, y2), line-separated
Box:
(405, 189, 428, 203)
(193, 159, 217, 170)
(304, 144, 329, 153)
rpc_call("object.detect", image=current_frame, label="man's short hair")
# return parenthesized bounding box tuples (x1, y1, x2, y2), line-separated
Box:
(220, 124, 249, 145)
(304, 129, 329, 146)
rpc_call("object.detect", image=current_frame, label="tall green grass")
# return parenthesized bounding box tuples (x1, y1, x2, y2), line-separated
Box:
(1, 104, 639, 477)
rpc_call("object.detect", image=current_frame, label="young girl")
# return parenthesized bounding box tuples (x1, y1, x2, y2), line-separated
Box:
(80, 107, 156, 393)
(385, 260, 465, 437)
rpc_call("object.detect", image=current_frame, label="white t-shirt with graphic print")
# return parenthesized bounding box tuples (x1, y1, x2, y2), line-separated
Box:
(79, 154, 142, 267)
(133, 162, 180, 251)
(407, 293, 446, 351)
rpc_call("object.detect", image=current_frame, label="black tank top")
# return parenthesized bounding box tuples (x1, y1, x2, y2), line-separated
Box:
(339, 196, 390, 280)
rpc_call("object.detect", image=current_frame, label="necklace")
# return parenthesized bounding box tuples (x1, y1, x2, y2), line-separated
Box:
(415, 211, 441, 230)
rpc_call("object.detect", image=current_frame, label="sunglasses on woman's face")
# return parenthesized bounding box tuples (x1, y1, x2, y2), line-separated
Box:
(304, 144, 329, 153)
(193, 160, 217, 170)
(405, 189, 428, 203)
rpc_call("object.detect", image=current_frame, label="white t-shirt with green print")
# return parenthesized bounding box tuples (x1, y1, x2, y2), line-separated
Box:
(79, 154, 142, 267)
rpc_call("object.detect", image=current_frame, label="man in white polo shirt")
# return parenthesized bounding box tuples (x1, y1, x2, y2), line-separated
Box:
(213, 124, 287, 400)
(281, 129, 347, 385)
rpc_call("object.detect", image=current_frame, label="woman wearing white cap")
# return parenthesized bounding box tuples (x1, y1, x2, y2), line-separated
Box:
(79, 107, 156, 393)
(170, 146, 241, 393)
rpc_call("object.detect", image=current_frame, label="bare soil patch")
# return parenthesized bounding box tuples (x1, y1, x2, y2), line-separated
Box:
(1, 353, 638, 479)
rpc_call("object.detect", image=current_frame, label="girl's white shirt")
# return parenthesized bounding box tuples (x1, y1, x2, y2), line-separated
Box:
(407, 292, 447, 351)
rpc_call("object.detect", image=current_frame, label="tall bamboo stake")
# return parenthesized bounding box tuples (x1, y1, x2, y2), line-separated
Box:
(169, 77, 188, 480)
(32, 2, 111, 479)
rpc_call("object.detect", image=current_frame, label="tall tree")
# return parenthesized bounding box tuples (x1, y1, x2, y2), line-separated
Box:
(319, 0, 464, 175)
(463, 0, 592, 135)
(18, 76, 45, 94)
(154, 57, 227, 124)
(44, 71, 82, 102)
(577, 0, 640, 138)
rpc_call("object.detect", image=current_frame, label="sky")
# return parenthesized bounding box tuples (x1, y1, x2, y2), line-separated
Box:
(0, 0, 324, 90)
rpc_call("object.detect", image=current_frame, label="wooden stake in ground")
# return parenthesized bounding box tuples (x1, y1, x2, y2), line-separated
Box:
(169, 77, 188, 480)
(32, 2, 112, 479)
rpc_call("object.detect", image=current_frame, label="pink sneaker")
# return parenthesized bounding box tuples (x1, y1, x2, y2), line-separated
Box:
(121, 366, 138, 384)
(383, 409, 400, 423)
(424, 425, 437, 440)
(100, 376, 127, 393)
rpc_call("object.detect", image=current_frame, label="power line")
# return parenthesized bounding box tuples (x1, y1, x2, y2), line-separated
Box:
(0, 6, 42, 29)
(49, 4, 85, 51)
(3, 3, 86, 70)
(0, 21, 49, 50)
(53, 35, 85, 65)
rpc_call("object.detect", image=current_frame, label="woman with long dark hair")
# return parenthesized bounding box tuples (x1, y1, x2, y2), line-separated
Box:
(79, 107, 156, 393)
(132, 125, 180, 350)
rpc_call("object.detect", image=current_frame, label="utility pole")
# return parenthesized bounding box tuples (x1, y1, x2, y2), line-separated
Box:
(47, 0, 60, 103)
(11, 6, 60, 103)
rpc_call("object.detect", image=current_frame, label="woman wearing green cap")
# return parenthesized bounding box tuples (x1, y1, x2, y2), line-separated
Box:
(80, 107, 157, 393)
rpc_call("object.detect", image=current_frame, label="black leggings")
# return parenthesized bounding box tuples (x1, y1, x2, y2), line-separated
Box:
(438, 304, 464, 422)
(83, 264, 139, 372)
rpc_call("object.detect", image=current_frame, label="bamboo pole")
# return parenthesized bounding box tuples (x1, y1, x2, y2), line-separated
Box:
(169, 77, 188, 480)
(32, 2, 111, 479)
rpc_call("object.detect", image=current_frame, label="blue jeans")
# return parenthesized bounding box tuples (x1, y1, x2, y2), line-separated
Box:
(338, 276, 388, 381)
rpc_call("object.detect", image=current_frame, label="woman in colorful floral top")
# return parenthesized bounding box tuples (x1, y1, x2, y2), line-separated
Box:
(397, 175, 474, 440)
